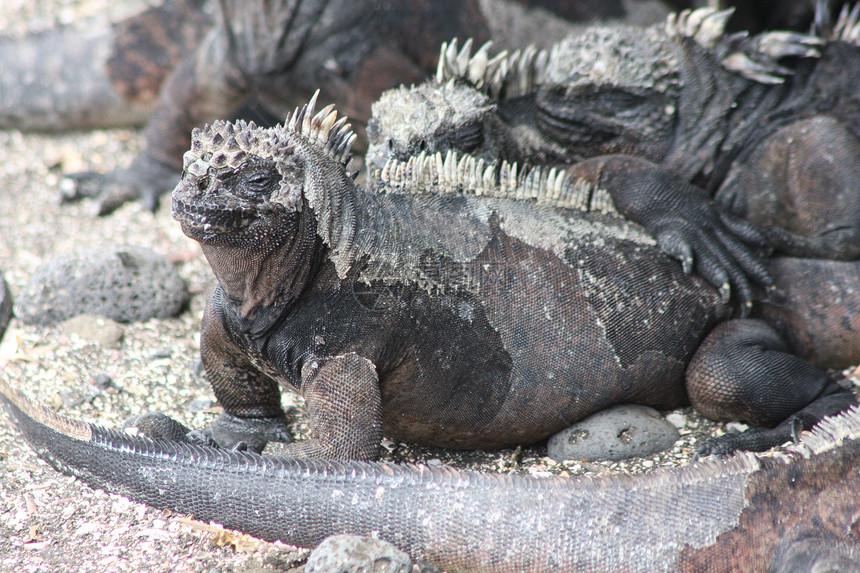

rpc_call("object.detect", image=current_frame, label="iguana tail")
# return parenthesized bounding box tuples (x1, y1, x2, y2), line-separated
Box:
(3, 376, 859, 572)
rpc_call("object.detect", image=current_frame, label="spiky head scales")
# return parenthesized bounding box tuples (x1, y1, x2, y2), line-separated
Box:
(366, 81, 495, 174)
(180, 90, 357, 213)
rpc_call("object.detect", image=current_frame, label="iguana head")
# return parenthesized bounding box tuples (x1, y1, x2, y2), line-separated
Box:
(366, 80, 497, 176)
(365, 38, 549, 176)
(173, 92, 358, 314)
(173, 91, 356, 248)
(363, 29, 684, 171)
(532, 25, 682, 161)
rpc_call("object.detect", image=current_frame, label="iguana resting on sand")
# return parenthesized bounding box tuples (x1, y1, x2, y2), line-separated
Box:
(366, 3, 860, 263)
(102, 94, 857, 458)
(2, 92, 860, 571)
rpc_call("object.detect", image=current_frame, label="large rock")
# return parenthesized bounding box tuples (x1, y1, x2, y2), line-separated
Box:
(15, 245, 188, 325)
(547, 404, 680, 462)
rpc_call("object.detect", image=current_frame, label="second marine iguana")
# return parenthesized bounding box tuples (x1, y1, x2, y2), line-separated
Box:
(111, 93, 854, 460)
(366, 3, 860, 262)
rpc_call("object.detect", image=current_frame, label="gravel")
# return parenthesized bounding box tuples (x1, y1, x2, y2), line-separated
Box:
(1, 3, 858, 573)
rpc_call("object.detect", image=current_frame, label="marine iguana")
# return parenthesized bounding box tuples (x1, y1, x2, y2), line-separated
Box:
(109, 93, 852, 461)
(2, 92, 860, 570)
(4, 0, 821, 216)
(2, 378, 860, 571)
(366, 3, 860, 263)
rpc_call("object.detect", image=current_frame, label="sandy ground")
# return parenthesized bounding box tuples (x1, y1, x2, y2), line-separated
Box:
(0, 2, 858, 573)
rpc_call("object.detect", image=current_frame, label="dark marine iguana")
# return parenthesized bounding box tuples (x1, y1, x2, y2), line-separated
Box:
(3, 374, 860, 571)
(112, 94, 854, 460)
(366, 3, 860, 263)
(2, 92, 860, 571)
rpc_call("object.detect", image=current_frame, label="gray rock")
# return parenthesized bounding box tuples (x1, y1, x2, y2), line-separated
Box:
(306, 534, 440, 573)
(547, 404, 680, 462)
(60, 314, 124, 348)
(0, 270, 11, 341)
(15, 245, 188, 325)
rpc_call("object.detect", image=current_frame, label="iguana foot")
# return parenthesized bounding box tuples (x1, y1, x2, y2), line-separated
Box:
(122, 411, 292, 453)
(123, 411, 207, 443)
(568, 155, 773, 314)
(693, 411, 822, 460)
(202, 412, 293, 453)
(649, 208, 772, 314)
(60, 152, 180, 215)
(693, 424, 793, 461)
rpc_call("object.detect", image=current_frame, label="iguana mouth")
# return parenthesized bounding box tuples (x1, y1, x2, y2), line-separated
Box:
(172, 196, 258, 239)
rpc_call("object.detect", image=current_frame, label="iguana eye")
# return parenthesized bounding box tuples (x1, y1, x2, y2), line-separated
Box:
(235, 169, 280, 197)
(196, 175, 210, 192)
(452, 121, 484, 152)
(247, 173, 270, 185)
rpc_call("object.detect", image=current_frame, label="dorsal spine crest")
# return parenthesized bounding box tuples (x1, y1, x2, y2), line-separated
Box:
(664, 7, 734, 48)
(284, 90, 357, 165)
(831, 2, 860, 44)
(377, 150, 616, 215)
(435, 37, 550, 99)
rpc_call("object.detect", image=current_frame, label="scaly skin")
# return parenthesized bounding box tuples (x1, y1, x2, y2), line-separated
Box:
(2, 378, 860, 571)
(1, 92, 860, 571)
(152, 94, 855, 460)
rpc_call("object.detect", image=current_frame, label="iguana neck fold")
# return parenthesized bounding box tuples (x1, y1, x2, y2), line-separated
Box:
(200, 210, 322, 322)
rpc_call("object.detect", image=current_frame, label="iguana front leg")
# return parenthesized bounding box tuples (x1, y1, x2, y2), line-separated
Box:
(127, 343, 384, 461)
(194, 302, 293, 453)
(568, 155, 772, 312)
(205, 348, 384, 461)
(277, 353, 383, 461)
(127, 296, 292, 452)
(715, 115, 860, 261)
